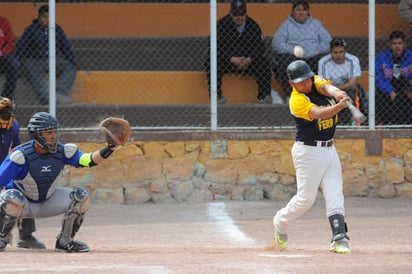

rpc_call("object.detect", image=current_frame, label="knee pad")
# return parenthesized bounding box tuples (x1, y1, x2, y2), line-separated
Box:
(69, 187, 90, 214)
(0, 189, 25, 241)
(0, 189, 25, 218)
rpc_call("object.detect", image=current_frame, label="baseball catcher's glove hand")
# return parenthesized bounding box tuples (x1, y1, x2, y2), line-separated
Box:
(99, 117, 131, 146)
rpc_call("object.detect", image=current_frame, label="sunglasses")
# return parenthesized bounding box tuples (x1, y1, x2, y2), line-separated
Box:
(232, 12, 246, 17)
(330, 38, 347, 48)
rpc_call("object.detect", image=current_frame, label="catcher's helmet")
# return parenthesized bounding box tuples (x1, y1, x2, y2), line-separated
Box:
(0, 97, 16, 130)
(27, 112, 59, 153)
(287, 60, 314, 83)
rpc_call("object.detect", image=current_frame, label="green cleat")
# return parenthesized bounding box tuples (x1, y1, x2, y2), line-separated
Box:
(330, 239, 351, 254)
(275, 229, 288, 249)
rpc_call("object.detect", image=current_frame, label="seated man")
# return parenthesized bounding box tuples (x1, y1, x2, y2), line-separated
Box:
(0, 16, 19, 100)
(17, 4, 77, 105)
(318, 38, 367, 125)
(204, 0, 272, 104)
(272, 1, 331, 101)
(375, 30, 412, 125)
(399, 0, 412, 34)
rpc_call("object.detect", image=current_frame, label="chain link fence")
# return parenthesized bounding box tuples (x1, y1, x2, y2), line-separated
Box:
(0, 0, 409, 129)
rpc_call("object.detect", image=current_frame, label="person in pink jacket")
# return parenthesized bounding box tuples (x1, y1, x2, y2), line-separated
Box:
(0, 16, 19, 100)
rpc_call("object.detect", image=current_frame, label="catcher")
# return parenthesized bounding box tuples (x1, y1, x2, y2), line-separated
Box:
(0, 113, 130, 252)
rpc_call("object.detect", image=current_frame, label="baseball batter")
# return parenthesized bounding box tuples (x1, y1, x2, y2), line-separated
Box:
(273, 60, 352, 254)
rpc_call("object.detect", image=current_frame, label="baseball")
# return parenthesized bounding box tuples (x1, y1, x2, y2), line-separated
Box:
(293, 45, 304, 58)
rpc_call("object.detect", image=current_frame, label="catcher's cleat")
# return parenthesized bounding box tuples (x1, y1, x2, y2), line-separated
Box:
(17, 235, 46, 249)
(0, 240, 7, 252)
(275, 229, 288, 249)
(330, 239, 351, 254)
(55, 239, 90, 253)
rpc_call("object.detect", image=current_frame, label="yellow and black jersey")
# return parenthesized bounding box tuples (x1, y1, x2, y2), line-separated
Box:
(289, 75, 338, 141)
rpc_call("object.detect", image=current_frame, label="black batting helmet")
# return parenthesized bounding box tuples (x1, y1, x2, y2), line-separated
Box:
(287, 60, 314, 83)
(27, 112, 59, 153)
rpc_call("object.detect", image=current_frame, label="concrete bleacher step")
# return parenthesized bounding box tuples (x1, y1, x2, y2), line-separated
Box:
(16, 104, 294, 129)
(10, 70, 368, 105)
(4, 3, 407, 38)
(69, 71, 368, 105)
(70, 71, 284, 104)
(69, 36, 381, 72)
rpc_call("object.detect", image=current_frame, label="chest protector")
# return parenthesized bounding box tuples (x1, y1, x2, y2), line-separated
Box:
(20, 142, 64, 201)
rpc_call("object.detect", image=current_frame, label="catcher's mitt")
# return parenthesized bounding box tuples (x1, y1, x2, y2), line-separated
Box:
(99, 117, 131, 146)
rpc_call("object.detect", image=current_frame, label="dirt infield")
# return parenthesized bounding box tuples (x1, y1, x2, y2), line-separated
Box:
(0, 197, 411, 273)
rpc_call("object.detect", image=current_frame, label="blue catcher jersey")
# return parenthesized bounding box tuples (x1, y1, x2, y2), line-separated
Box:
(0, 140, 84, 202)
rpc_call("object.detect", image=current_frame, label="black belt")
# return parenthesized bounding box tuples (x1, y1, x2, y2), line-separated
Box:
(297, 140, 334, 147)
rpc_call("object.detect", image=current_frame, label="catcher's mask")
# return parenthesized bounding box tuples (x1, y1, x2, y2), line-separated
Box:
(287, 60, 314, 83)
(27, 112, 59, 153)
(0, 97, 16, 130)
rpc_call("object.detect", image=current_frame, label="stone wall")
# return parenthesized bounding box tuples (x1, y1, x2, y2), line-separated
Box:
(58, 135, 412, 204)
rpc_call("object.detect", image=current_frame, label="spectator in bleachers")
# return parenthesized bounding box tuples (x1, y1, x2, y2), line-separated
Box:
(0, 16, 20, 100)
(399, 0, 412, 34)
(375, 30, 412, 125)
(204, 0, 273, 104)
(318, 38, 368, 125)
(272, 1, 331, 102)
(17, 4, 77, 105)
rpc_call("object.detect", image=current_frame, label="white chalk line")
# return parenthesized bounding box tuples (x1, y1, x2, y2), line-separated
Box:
(207, 202, 256, 247)
(258, 253, 310, 258)
(0, 264, 173, 273)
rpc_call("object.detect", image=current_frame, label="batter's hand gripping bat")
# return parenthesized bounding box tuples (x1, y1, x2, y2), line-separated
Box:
(345, 101, 366, 124)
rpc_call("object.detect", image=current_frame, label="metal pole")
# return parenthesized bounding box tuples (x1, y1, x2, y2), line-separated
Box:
(368, 0, 375, 129)
(49, 0, 56, 116)
(210, 0, 218, 130)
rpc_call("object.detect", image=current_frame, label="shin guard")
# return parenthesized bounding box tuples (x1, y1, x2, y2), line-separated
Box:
(0, 189, 25, 244)
(57, 188, 90, 246)
(328, 214, 349, 242)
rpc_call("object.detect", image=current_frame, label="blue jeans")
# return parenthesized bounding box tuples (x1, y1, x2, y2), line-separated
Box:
(0, 55, 20, 99)
(21, 58, 76, 104)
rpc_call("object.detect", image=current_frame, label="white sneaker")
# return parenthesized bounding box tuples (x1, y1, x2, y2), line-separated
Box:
(217, 96, 227, 104)
(257, 95, 272, 104)
(271, 90, 284, 104)
(56, 94, 73, 105)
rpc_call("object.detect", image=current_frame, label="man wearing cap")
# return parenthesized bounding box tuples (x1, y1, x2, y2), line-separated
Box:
(318, 38, 367, 125)
(272, 1, 331, 101)
(17, 4, 76, 105)
(272, 60, 352, 254)
(204, 0, 272, 104)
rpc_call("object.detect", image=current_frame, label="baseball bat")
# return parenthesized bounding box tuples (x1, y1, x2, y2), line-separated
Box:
(345, 101, 367, 124)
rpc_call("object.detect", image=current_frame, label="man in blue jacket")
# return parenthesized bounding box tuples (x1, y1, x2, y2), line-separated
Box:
(17, 4, 77, 105)
(375, 30, 412, 125)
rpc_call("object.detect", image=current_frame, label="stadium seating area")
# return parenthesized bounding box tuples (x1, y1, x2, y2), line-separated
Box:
(2, 2, 409, 105)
